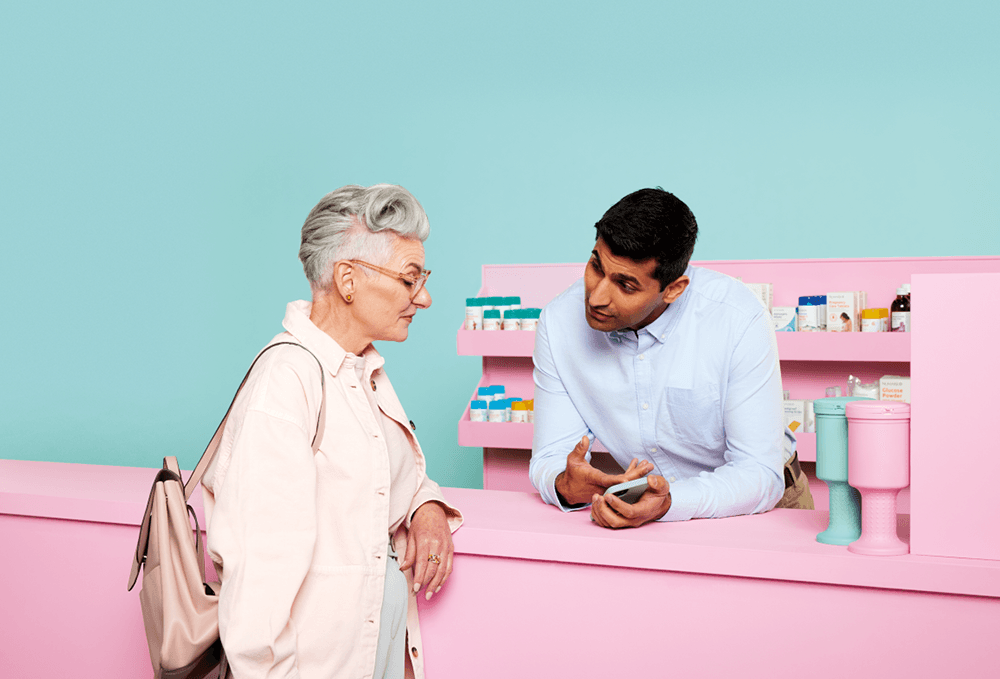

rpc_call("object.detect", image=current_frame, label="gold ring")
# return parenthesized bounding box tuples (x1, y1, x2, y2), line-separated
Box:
(427, 553, 442, 564)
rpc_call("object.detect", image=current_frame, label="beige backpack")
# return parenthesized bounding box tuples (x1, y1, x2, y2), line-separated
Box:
(128, 342, 325, 678)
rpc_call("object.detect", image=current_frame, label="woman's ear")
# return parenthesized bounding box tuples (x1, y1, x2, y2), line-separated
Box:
(332, 260, 356, 303)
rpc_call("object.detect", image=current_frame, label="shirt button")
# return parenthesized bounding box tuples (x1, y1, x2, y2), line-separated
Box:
(411, 647, 419, 658)
(669, 476, 677, 483)
(642, 403, 649, 410)
(639, 354, 645, 360)
(650, 448, 656, 453)
(370, 379, 377, 391)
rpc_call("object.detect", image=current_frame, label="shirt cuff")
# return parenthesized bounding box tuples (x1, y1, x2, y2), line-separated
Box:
(657, 480, 698, 522)
(543, 469, 591, 513)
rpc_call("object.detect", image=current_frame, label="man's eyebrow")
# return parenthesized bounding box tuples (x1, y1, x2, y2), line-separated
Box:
(592, 250, 642, 287)
(612, 272, 642, 287)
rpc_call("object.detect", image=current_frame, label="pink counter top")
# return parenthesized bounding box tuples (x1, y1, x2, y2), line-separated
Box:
(3, 460, 997, 599)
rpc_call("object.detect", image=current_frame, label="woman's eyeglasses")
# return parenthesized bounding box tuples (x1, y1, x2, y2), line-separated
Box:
(347, 260, 431, 301)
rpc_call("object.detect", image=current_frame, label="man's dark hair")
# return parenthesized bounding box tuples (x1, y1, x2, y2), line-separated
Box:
(594, 188, 698, 290)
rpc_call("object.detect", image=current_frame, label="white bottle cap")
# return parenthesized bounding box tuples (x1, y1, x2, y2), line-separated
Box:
(896, 287, 906, 295)
(901, 284, 910, 294)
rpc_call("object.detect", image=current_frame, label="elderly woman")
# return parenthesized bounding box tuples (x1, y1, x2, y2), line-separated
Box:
(202, 184, 462, 679)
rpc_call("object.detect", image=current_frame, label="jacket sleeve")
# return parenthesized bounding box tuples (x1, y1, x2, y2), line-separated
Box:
(208, 360, 319, 679)
(407, 472, 464, 533)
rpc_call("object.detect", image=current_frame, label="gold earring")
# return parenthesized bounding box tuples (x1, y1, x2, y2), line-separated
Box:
(346, 294, 352, 302)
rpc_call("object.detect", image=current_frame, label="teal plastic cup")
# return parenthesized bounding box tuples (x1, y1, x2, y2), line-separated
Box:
(814, 396, 873, 545)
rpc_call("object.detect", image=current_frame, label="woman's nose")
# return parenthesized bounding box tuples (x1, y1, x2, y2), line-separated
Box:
(413, 285, 432, 309)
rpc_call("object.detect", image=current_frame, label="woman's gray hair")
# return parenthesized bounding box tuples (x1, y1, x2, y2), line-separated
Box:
(299, 184, 430, 289)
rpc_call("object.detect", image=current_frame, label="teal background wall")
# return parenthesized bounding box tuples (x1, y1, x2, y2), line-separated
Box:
(2, 1, 998, 488)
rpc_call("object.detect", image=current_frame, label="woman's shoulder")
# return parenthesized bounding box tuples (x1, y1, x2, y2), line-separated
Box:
(237, 337, 326, 417)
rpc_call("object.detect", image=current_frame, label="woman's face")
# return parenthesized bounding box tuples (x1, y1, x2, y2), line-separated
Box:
(355, 235, 431, 344)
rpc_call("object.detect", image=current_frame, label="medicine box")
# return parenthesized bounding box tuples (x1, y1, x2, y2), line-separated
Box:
(773, 307, 797, 332)
(827, 291, 861, 332)
(744, 283, 773, 313)
(783, 399, 806, 433)
(879, 375, 911, 403)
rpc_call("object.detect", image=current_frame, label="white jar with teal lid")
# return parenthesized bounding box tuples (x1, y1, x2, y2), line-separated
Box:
(465, 298, 485, 330)
(502, 309, 521, 330)
(520, 308, 541, 331)
(483, 310, 501, 331)
(470, 400, 488, 422)
(503, 296, 521, 311)
(487, 400, 506, 423)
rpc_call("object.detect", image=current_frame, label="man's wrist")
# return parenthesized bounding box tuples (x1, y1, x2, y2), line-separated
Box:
(554, 473, 587, 509)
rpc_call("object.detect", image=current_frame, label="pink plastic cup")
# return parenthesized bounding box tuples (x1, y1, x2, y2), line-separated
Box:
(845, 400, 911, 556)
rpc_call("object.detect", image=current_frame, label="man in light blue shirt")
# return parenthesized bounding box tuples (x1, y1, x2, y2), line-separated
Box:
(529, 188, 813, 527)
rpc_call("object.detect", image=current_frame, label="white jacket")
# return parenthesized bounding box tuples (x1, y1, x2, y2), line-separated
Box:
(203, 301, 462, 679)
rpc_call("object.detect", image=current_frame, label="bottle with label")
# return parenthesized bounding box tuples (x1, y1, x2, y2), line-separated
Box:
(891, 285, 911, 333)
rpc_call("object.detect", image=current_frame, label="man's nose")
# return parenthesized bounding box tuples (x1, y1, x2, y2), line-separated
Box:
(589, 278, 611, 307)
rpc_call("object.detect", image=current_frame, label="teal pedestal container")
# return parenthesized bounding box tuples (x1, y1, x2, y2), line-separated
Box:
(814, 396, 873, 545)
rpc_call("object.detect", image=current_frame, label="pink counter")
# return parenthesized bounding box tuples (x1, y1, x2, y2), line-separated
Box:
(2, 460, 998, 678)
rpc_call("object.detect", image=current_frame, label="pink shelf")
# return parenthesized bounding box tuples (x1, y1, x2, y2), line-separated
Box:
(458, 327, 911, 361)
(776, 331, 909, 361)
(457, 328, 536, 357)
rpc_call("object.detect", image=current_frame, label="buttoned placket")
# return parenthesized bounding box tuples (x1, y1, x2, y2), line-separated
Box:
(343, 358, 392, 632)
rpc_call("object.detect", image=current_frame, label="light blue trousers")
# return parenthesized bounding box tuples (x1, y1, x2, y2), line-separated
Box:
(373, 541, 408, 679)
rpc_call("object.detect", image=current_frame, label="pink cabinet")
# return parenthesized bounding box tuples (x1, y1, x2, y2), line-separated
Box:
(458, 257, 1000, 549)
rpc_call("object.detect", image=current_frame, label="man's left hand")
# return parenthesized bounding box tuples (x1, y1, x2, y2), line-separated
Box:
(401, 501, 454, 600)
(591, 474, 672, 529)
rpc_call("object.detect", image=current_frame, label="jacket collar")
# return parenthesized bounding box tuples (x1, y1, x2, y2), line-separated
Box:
(281, 300, 386, 377)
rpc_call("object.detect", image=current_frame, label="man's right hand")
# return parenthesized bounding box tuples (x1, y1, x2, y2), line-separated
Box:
(554, 436, 654, 506)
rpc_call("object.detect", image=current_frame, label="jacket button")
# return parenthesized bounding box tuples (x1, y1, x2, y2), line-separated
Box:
(411, 647, 419, 658)
(409, 420, 416, 431)
(370, 379, 377, 391)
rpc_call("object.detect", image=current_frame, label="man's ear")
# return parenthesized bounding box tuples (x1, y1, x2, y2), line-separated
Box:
(332, 260, 356, 302)
(661, 275, 690, 305)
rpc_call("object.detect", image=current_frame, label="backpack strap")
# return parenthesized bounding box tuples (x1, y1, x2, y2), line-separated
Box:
(183, 342, 327, 500)
(128, 342, 326, 591)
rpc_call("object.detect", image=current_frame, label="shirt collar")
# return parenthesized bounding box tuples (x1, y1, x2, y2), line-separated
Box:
(281, 300, 386, 377)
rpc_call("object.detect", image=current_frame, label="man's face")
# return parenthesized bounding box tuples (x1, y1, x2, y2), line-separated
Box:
(583, 238, 688, 332)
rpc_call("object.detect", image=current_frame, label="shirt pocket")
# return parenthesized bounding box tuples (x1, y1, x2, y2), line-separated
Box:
(658, 386, 725, 450)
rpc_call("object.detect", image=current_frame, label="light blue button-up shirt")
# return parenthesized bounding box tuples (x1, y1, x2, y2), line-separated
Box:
(529, 266, 792, 521)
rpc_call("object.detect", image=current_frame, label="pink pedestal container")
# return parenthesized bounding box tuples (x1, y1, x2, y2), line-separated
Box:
(846, 400, 911, 556)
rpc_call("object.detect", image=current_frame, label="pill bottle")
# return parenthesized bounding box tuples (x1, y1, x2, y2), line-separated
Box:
(503, 296, 522, 311)
(891, 285, 910, 332)
(502, 309, 521, 330)
(465, 298, 485, 330)
(483, 310, 501, 331)
(492, 385, 506, 402)
(525, 399, 534, 423)
(495, 296, 512, 319)
(506, 397, 520, 420)
(470, 400, 488, 422)
(511, 401, 529, 423)
(517, 309, 538, 331)
(477, 386, 493, 403)
(487, 401, 506, 423)
(861, 308, 887, 333)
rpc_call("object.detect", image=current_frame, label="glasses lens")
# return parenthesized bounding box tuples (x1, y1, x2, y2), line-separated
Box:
(411, 275, 426, 299)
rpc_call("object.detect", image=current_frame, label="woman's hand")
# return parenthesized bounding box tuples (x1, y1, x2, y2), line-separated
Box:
(400, 501, 454, 600)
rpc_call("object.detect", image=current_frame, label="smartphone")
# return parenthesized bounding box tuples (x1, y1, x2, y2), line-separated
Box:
(605, 477, 649, 505)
